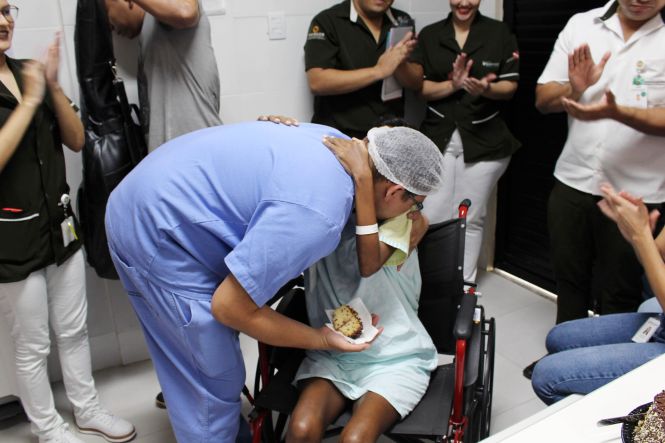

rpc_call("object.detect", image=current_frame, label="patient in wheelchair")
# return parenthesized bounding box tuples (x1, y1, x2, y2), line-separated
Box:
(286, 209, 438, 443)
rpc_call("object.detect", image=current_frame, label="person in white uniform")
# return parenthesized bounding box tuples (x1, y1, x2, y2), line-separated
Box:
(536, 0, 665, 323)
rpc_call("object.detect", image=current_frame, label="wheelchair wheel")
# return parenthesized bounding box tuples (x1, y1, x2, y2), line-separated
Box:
(478, 317, 496, 439)
(463, 315, 495, 443)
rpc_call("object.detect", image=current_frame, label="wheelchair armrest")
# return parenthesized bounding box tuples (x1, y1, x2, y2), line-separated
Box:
(453, 294, 477, 340)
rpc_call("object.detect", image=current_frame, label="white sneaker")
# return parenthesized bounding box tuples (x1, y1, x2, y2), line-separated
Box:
(40, 424, 85, 443)
(75, 408, 136, 442)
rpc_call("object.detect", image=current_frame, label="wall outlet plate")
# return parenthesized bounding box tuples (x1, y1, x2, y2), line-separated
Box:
(268, 11, 286, 40)
(202, 0, 226, 16)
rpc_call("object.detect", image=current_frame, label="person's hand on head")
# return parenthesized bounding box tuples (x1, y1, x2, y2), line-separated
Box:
(568, 43, 611, 97)
(257, 115, 299, 126)
(322, 136, 371, 179)
(44, 32, 61, 88)
(21, 61, 46, 108)
(562, 89, 618, 121)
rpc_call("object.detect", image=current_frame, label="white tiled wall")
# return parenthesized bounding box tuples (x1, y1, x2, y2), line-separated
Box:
(0, 0, 502, 395)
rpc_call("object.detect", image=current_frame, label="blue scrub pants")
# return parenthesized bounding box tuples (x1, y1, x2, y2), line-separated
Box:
(109, 248, 245, 443)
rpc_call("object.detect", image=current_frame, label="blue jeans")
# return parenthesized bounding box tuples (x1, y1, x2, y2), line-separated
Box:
(531, 313, 665, 405)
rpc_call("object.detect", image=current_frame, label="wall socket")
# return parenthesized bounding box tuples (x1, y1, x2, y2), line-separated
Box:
(202, 0, 226, 16)
(268, 11, 286, 40)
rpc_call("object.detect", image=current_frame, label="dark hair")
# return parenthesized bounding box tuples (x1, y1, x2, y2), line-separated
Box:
(376, 116, 413, 129)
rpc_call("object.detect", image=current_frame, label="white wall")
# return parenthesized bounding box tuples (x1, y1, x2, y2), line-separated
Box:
(0, 0, 502, 391)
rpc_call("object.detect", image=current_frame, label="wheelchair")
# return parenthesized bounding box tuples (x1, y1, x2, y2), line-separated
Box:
(243, 200, 496, 443)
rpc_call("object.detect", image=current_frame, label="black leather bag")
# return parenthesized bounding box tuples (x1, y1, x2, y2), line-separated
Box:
(75, 0, 147, 279)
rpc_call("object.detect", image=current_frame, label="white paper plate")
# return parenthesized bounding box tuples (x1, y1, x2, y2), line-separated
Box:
(325, 297, 380, 344)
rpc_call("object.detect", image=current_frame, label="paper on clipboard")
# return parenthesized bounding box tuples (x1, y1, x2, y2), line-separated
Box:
(381, 25, 413, 102)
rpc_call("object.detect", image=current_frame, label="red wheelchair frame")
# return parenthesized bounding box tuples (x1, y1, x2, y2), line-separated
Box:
(243, 199, 496, 443)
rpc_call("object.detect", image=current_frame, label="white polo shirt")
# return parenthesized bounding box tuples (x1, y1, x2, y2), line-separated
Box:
(538, 1, 665, 203)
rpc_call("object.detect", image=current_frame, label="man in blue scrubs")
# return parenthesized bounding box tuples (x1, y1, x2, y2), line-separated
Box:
(105, 120, 443, 442)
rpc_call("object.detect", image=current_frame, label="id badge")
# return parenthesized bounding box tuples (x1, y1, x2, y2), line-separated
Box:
(631, 317, 660, 343)
(629, 84, 648, 108)
(60, 216, 78, 247)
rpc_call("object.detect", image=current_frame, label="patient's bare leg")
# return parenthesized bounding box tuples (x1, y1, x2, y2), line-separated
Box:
(340, 392, 400, 443)
(286, 378, 347, 443)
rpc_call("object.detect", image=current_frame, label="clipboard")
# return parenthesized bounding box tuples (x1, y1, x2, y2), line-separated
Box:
(381, 25, 414, 102)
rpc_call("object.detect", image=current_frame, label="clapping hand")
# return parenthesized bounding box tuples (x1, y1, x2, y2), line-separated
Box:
(21, 61, 46, 108)
(375, 31, 417, 80)
(463, 72, 497, 96)
(562, 89, 618, 121)
(451, 53, 473, 91)
(568, 43, 611, 98)
(598, 183, 659, 245)
(44, 32, 61, 88)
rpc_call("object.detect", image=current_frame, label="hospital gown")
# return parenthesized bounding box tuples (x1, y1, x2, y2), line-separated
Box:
(105, 122, 354, 443)
(295, 214, 438, 418)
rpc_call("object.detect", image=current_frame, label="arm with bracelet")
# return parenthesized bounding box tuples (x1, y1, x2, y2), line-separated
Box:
(322, 126, 440, 277)
(322, 136, 392, 277)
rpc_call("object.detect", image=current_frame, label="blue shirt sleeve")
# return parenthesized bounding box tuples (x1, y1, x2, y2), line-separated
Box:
(225, 199, 344, 307)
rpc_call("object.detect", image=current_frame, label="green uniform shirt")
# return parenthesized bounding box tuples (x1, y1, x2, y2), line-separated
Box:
(412, 13, 521, 162)
(0, 57, 81, 283)
(304, 0, 413, 139)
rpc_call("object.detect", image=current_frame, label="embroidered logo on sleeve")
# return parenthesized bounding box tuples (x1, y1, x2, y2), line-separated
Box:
(307, 24, 326, 41)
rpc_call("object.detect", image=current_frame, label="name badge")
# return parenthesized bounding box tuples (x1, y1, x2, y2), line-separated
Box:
(629, 66, 648, 108)
(632, 317, 661, 343)
(61, 216, 78, 247)
(629, 84, 648, 108)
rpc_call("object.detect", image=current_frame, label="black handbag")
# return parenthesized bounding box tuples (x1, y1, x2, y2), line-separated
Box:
(74, 0, 147, 279)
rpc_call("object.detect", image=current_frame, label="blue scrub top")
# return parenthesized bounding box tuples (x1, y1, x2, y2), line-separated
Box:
(106, 121, 354, 307)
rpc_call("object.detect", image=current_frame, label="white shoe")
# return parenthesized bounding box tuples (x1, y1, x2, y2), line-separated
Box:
(75, 408, 136, 442)
(40, 424, 85, 443)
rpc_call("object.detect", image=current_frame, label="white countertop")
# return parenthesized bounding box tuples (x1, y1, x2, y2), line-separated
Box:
(482, 353, 665, 442)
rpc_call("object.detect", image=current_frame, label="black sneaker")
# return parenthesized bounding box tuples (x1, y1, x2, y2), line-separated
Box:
(155, 392, 166, 409)
(522, 360, 539, 380)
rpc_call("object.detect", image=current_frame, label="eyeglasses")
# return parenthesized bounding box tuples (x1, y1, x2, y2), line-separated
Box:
(405, 190, 424, 211)
(0, 5, 18, 22)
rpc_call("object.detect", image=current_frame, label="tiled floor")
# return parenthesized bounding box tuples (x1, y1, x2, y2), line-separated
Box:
(0, 270, 556, 442)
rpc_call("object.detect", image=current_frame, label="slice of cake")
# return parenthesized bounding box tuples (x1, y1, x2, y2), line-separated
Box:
(634, 390, 665, 443)
(332, 304, 363, 339)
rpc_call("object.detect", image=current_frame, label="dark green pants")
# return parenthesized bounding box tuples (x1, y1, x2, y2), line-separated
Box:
(547, 180, 648, 323)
